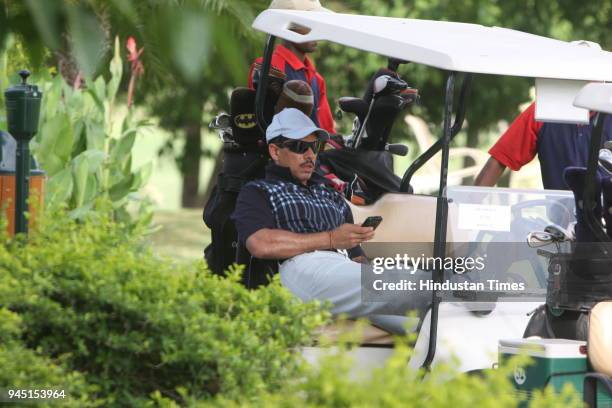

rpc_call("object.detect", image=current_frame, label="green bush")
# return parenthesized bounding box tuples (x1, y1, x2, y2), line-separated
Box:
(209, 341, 581, 408)
(0, 309, 97, 407)
(0, 203, 328, 405)
(31, 38, 153, 227)
(0, 204, 584, 407)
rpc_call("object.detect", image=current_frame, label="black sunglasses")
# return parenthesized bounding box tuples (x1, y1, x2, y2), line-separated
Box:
(275, 139, 324, 154)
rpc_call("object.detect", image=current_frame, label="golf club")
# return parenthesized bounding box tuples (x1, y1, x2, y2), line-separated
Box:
(544, 224, 573, 242)
(602, 177, 612, 239)
(209, 112, 231, 130)
(598, 148, 612, 175)
(373, 75, 408, 96)
(544, 224, 573, 253)
(351, 74, 411, 149)
(527, 231, 555, 248)
(209, 112, 234, 143)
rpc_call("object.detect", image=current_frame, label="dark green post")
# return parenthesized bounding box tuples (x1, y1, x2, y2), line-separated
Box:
(4, 70, 43, 234)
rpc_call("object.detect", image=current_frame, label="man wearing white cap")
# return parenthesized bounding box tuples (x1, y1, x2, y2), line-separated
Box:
(232, 108, 430, 333)
(248, 0, 336, 134)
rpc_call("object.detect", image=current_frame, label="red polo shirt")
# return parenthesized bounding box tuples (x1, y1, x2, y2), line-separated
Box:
(489, 103, 542, 171)
(248, 44, 335, 134)
(489, 102, 598, 171)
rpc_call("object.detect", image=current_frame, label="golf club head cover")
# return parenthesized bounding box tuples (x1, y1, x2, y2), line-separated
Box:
(599, 148, 612, 174)
(563, 166, 602, 243)
(362, 94, 404, 150)
(363, 68, 400, 105)
(274, 80, 314, 117)
(602, 177, 612, 239)
(251, 62, 286, 98)
(230, 87, 263, 146)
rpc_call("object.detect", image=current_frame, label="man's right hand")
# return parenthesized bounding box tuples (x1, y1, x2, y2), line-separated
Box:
(330, 223, 376, 249)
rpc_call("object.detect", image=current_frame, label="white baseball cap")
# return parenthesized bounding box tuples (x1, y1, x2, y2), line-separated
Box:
(266, 108, 329, 142)
(268, 0, 332, 12)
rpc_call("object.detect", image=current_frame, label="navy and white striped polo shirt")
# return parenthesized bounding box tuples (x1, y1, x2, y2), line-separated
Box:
(232, 163, 363, 258)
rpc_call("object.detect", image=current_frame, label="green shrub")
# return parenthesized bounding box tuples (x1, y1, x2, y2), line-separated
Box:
(31, 37, 153, 227)
(0, 204, 585, 407)
(209, 341, 581, 408)
(0, 203, 328, 405)
(0, 308, 97, 407)
(0, 268, 96, 405)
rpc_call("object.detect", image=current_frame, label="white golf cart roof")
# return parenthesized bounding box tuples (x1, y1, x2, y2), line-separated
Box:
(253, 10, 612, 123)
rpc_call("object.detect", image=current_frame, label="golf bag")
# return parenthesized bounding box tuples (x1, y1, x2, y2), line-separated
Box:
(203, 67, 417, 285)
(319, 68, 418, 203)
(524, 166, 612, 340)
(203, 87, 275, 280)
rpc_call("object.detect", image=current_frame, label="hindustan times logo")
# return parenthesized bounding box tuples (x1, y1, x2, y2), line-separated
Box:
(372, 254, 487, 275)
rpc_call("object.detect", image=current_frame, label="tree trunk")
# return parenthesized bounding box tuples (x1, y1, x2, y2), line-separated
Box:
(461, 126, 479, 185)
(181, 121, 202, 208)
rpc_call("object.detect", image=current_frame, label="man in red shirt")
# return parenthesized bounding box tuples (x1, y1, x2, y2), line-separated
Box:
(475, 102, 612, 190)
(248, 0, 335, 134)
(475, 41, 612, 190)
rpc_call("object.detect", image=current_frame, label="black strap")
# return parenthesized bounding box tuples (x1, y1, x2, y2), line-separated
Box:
(217, 154, 269, 193)
(218, 174, 247, 193)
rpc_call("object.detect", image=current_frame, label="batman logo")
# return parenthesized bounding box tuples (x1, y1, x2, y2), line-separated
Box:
(234, 113, 257, 129)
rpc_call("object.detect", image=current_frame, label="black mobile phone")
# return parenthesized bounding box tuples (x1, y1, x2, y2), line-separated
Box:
(361, 216, 383, 230)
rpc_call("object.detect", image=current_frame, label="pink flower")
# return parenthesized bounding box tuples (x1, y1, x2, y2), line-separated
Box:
(126, 36, 144, 75)
(126, 36, 144, 108)
(126, 37, 138, 56)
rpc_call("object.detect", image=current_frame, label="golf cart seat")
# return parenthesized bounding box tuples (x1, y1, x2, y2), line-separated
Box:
(316, 319, 394, 346)
(349, 193, 470, 258)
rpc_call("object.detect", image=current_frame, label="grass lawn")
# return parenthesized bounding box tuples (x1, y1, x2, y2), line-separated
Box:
(132, 117, 219, 261)
(149, 208, 211, 262)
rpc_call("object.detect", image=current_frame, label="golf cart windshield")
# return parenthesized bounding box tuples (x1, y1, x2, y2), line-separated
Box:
(447, 185, 576, 300)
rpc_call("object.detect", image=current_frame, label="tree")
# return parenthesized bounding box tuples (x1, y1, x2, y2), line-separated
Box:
(316, 0, 611, 184)
(2, 0, 610, 199)
(0, 0, 269, 207)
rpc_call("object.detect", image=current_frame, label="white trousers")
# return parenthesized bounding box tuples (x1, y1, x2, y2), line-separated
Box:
(279, 251, 430, 334)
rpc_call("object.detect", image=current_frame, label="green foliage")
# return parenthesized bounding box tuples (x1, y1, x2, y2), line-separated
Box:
(1, 0, 271, 206)
(0, 200, 586, 407)
(210, 339, 581, 408)
(0, 202, 328, 405)
(318, 0, 612, 150)
(31, 38, 152, 225)
(0, 34, 53, 129)
(0, 269, 97, 406)
(317, 0, 530, 142)
(2, 0, 612, 203)
(0, 310, 97, 407)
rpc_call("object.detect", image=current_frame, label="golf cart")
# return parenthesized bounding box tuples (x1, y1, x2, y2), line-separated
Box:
(247, 9, 612, 402)
(497, 82, 612, 407)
